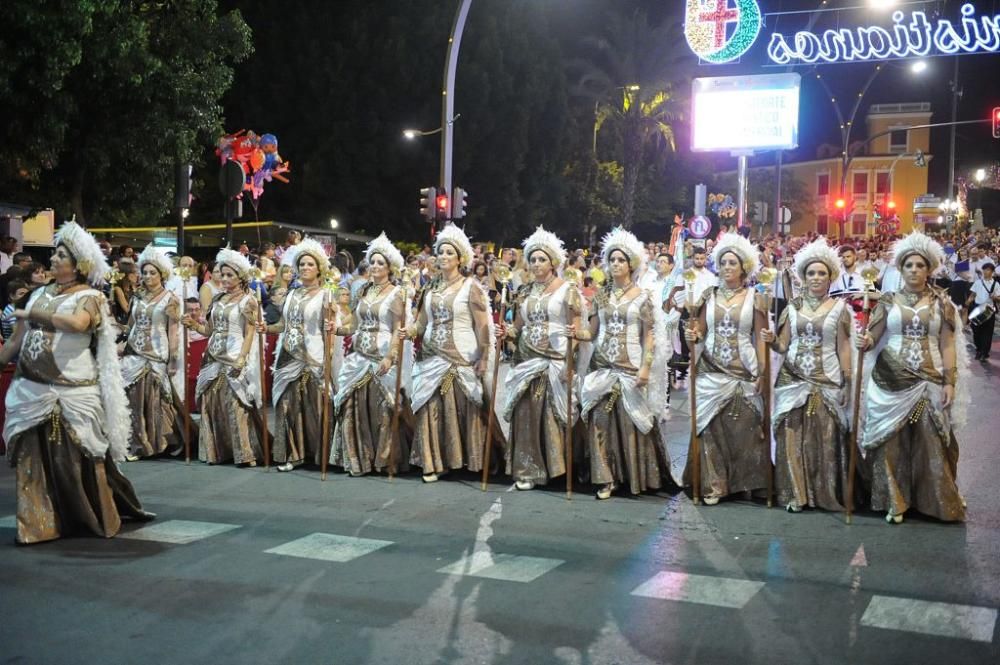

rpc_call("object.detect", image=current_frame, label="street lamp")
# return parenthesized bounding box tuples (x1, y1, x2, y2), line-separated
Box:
(403, 126, 445, 140)
(910, 60, 927, 74)
(975, 168, 986, 184)
(868, 0, 896, 7)
(329, 218, 339, 230)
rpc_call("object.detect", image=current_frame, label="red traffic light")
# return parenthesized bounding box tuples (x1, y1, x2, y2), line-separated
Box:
(994, 106, 1000, 139)
(835, 198, 845, 209)
(887, 200, 896, 209)
(436, 194, 449, 211)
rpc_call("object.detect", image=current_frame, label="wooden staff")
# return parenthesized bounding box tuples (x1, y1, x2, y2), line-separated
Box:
(320, 282, 336, 480)
(683, 269, 701, 505)
(562, 267, 582, 500)
(758, 268, 778, 508)
(845, 266, 880, 524)
(388, 328, 406, 480)
(179, 267, 193, 464)
(253, 274, 271, 469)
(480, 268, 510, 492)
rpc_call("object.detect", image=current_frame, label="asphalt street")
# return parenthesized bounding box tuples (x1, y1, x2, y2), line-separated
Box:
(1, 341, 998, 665)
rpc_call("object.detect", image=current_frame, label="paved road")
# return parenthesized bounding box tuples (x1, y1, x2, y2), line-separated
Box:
(1, 344, 998, 664)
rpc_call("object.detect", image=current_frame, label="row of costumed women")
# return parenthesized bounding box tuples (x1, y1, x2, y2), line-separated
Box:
(1, 222, 969, 544)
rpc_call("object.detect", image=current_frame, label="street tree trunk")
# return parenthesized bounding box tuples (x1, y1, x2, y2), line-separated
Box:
(620, 121, 642, 230)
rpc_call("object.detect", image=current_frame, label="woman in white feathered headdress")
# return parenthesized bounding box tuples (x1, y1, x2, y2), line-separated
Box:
(403, 223, 498, 483)
(250, 237, 335, 472)
(328, 232, 411, 475)
(500, 226, 582, 490)
(0, 222, 154, 544)
(182, 246, 267, 466)
(579, 227, 673, 499)
(760, 237, 855, 512)
(682, 231, 770, 505)
(856, 231, 968, 523)
(120, 244, 194, 459)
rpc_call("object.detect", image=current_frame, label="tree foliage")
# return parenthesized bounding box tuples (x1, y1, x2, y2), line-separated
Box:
(0, 0, 252, 225)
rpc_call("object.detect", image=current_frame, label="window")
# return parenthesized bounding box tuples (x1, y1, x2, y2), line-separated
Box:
(889, 128, 907, 153)
(852, 214, 867, 236)
(817, 173, 830, 196)
(876, 171, 890, 195)
(817, 215, 829, 235)
(853, 172, 868, 195)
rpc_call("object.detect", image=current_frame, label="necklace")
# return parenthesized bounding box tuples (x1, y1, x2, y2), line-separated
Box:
(802, 294, 825, 312)
(55, 280, 78, 295)
(611, 281, 633, 300)
(901, 288, 927, 307)
(530, 275, 555, 296)
(434, 273, 463, 293)
(718, 285, 745, 302)
(367, 280, 389, 299)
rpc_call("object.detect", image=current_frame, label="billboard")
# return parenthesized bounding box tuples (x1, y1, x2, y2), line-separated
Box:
(691, 73, 801, 152)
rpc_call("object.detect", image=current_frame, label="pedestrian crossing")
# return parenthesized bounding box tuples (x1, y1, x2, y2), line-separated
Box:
(1, 513, 997, 644)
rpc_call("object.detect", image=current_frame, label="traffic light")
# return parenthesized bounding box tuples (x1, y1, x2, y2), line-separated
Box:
(452, 187, 468, 219)
(835, 198, 845, 210)
(419, 186, 437, 221)
(436, 191, 450, 221)
(993, 107, 1000, 139)
(887, 200, 896, 210)
(175, 163, 193, 209)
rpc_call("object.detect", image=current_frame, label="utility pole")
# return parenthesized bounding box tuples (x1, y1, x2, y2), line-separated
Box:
(439, 0, 474, 214)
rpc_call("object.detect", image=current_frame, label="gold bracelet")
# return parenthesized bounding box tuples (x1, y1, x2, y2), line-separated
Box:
(644, 350, 654, 365)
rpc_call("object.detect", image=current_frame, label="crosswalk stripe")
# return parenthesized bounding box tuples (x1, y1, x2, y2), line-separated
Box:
(437, 552, 564, 583)
(264, 532, 394, 562)
(0, 515, 15, 529)
(861, 595, 998, 643)
(630, 571, 765, 609)
(119, 519, 241, 544)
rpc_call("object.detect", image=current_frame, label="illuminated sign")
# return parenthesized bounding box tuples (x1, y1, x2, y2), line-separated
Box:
(685, 3, 1000, 66)
(684, 0, 761, 64)
(691, 74, 800, 152)
(769, 5, 1000, 65)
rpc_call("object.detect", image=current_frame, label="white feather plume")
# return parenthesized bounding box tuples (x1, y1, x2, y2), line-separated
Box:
(365, 232, 405, 272)
(282, 237, 329, 272)
(892, 231, 945, 272)
(712, 232, 760, 279)
(136, 243, 174, 279)
(216, 246, 253, 280)
(434, 224, 474, 270)
(600, 226, 646, 273)
(793, 236, 841, 283)
(54, 221, 111, 287)
(522, 226, 567, 267)
(96, 292, 132, 461)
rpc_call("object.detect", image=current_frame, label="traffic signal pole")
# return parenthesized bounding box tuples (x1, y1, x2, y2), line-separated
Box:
(440, 0, 474, 220)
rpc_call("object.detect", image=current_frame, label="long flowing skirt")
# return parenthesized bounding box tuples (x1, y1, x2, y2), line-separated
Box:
(198, 374, 264, 465)
(775, 401, 850, 511)
(410, 384, 489, 474)
(684, 394, 768, 499)
(587, 392, 668, 495)
(8, 415, 152, 544)
(507, 374, 566, 484)
(127, 368, 189, 458)
(273, 372, 326, 466)
(868, 409, 965, 522)
(332, 375, 410, 475)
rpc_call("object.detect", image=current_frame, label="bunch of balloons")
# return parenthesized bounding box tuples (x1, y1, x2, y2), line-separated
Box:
(216, 130, 291, 200)
(708, 193, 736, 219)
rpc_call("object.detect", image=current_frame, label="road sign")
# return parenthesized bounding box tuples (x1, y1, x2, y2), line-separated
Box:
(781, 206, 791, 223)
(688, 215, 712, 239)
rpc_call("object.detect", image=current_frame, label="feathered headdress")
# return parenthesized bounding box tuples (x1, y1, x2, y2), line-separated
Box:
(282, 237, 329, 273)
(434, 224, 474, 270)
(54, 221, 111, 287)
(794, 236, 841, 282)
(522, 226, 567, 267)
(215, 246, 253, 281)
(600, 226, 646, 272)
(136, 243, 174, 280)
(892, 231, 945, 272)
(365, 232, 404, 272)
(711, 232, 760, 279)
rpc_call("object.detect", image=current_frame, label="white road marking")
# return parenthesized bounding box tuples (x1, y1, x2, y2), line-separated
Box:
(264, 532, 393, 563)
(861, 595, 998, 643)
(0, 515, 15, 529)
(630, 571, 765, 609)
(437, 552, 565, 583)
(119, 519, 241, 544)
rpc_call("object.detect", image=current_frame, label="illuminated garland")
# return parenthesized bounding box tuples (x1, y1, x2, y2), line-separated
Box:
(684, 0, 762, 64)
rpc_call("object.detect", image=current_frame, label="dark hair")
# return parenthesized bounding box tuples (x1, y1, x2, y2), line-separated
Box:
(657, 252, 674, 262)
(692, 247, 707, 256)
(983, 262, 996, 272)
(28, 261, 46, 276)
(12, 252, 30, 264)
(119, 243, 134, 256)
(583, 276, 594, 287)
(6, 279, 29, 303)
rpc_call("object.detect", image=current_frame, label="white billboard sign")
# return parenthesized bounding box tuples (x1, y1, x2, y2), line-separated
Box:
(691, 73, 801, 153)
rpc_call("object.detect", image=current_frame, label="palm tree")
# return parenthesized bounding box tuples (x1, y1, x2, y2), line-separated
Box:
(573, 9, 690, 229)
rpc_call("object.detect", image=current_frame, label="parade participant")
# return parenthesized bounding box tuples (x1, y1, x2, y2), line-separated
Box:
(857, 232, 969, 523)
(330, 232, 410, 475)
(968, 262, 999, 360)
(501, 227, 582, 490)
(403, 224, 495, 483)
(0, 221, 153, 544)
(761, 238, 853, 512)
(121, 244, 190, 459)
(183, 247, 265, 466)
(256, 239, 334, 472)
(580, 227, 670, 500)
(683, 233, 769, 505)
